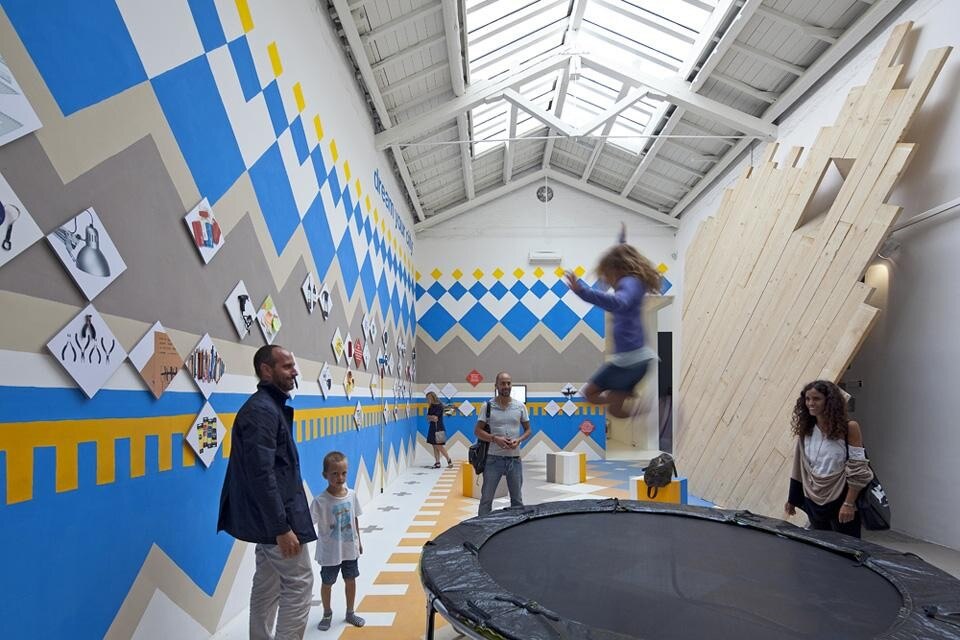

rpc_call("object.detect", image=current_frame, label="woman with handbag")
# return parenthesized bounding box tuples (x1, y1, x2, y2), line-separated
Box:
(784, 380, 874, 538)
(426, 392, 453, 469)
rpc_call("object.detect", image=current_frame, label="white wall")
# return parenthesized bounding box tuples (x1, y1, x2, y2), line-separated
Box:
(417, 180, 679, 329)
(674, 0, 960, 549)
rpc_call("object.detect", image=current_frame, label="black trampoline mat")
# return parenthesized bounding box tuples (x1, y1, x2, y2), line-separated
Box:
(478, 512, 902, 640)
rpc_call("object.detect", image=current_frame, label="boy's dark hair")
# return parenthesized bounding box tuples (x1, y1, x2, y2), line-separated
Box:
(323, 451, 347, 473)
(253, 345, 280, 378)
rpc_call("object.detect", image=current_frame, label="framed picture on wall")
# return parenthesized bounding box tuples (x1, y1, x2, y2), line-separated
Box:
(0, 172, 44, 269)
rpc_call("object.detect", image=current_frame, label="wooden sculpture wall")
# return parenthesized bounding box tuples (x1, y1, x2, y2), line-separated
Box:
(676, 23, 950, 518)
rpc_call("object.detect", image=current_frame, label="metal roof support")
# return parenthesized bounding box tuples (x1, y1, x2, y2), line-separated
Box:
(331, 0, 425, 221)
(375, 54, 568, 149)
(620, 107, 685, 196)
(670, 0, 907, 218)
(457, 115, 475, 199)
(690, 0, 766, 91)
(360, 2, 444, 45)
(371, 33, 446, 72)
(503, 103, 518, 183)
(729, 41, 806, 76)
(581, 84, 633, 181)
(380, 62, 449, 97)
(583, 54, 777, 139)
(501, 89, 580, 137)
(755, 6, 842, 44)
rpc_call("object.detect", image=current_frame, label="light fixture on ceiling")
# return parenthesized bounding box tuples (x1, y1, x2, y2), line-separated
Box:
(52, 209, 111, 277)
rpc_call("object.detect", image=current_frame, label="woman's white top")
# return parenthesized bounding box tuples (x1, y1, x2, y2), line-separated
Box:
(804, 427, 866, 476)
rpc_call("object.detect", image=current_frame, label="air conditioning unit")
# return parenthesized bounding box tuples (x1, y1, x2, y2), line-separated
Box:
(528, 249, 562, 265)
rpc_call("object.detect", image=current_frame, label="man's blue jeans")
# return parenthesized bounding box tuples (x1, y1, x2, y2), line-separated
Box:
(479, 454, 523, 516)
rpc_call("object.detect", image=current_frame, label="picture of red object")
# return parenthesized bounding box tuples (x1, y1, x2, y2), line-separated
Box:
(466, 369, 484, 387)
(191, 208, 221, 248)
(353, 336, 364, 368)
(579, 419, 595, 435)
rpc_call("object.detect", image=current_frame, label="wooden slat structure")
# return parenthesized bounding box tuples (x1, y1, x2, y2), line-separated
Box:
(676, 23, 950, 518)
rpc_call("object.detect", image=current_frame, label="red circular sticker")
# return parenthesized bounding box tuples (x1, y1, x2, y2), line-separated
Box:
(579, 419, 595, 435)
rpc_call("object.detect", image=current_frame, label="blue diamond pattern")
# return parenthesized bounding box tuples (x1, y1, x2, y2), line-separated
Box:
(427, 282, 446, 300)
(530, 281, 549, 298)
(335, 229, 360, 298)
(377, 275, 391, 319)
(459, 304, 498, 341)
(489, 282, 508, 300)
(301, 194, 336, 278)
(501, 303, 538, 341)
(419, 303, 456, 341)
(415, 283, 426, 300)
(391, 288, 401, 324)
(583, 306, 605, 338)
(660, 275, 673, 294)
(448, 282, 467, 300)
(469, 282, 488, 299)
(550, 280, 569, 297)
(509, 281, 529, 298)
(542, 300, 580, 339)
(359, 255, 376, 310)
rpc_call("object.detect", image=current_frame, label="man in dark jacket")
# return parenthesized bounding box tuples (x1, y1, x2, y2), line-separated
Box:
(218, 345, 317, 640)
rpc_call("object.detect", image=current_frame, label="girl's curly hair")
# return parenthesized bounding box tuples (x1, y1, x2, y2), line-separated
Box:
(790, 380, 849, 440)
(596, 243, 661, 292)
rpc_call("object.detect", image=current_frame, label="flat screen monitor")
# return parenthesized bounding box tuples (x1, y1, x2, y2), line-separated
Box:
(510, 384, 527, 405)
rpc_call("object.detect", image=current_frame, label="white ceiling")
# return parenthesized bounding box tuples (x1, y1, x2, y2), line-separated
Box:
(326, 0, 907, 231)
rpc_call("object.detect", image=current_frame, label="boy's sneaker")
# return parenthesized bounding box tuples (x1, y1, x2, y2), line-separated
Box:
(318, 612, 333, 631)
(345, 612, 365, 627)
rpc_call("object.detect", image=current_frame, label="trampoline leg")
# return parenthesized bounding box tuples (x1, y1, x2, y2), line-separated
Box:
(425, 594, 436, 640)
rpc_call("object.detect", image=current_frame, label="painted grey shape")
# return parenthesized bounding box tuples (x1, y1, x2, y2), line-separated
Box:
(414, 333, 602, 385)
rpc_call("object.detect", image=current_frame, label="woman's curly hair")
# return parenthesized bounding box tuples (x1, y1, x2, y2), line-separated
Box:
(791, 380, 849, 440)
(596, 243, 661, 292)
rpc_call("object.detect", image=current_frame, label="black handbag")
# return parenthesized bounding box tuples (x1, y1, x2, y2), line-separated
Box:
(857, 473, 891, 530)
(468, 401, 492, 475)
(845, 434, 891, 530)
(643, 453, 677, 499)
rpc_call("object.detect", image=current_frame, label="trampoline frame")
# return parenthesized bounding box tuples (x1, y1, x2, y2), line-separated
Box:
(420, 499, 960, 640)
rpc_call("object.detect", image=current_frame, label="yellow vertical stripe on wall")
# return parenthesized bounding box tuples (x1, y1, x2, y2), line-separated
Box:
(293, 82, 305, 112)
(130, 434, 146, 478)
(344, 161, 351, 181)
(97, 438, 116, 485)
(158, 432, 173, 472)
(267, 42, 283, 77)
(5, 443, 32, 503)
(579, 453, 587, 483)
(313, 115, 324, 141)
(56, 445, 78, 493)
(330, 140, 339, 163)
(235, 0, 254, 32)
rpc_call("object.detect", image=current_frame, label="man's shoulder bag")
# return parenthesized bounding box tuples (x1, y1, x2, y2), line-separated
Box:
(468, 401, 492, 475)
(644, 453, 678, 499)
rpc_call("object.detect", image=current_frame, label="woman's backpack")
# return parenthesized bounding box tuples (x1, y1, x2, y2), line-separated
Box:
(643, 453, 677, 499)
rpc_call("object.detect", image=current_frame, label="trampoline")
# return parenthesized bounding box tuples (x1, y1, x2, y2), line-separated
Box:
(420, 499, 960, 640)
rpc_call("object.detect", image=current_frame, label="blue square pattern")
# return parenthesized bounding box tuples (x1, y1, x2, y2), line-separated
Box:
(153, 55, 245, 205)
(459, 304, 498, 341)
(510, 281, 529, 298)
(468, 282, 488, 300)
(263, 80, 289, 137)
(249, 142, 301, 255)
(489, 282, 508, 300)
(415, 283, 427, 301)
(427, 282, 446, 300)
(188, 0, 226, 51)
(530, 280, 549, 298)
(448, 282, 468, 301)
(542, 300, 581, 340)
(419, 303, 456, 341)
(401, 299, 412, 330)
(3, 0, 147, 116)
(227, 36, 261, 102)
(289, 116, 310, 164)
(359, 255, 377, 310)
(583, 305, 605, 338)
(501, 302, 539, 341)
(550, 279, 570, 297)
(336, 228, 361, 298)
(301, 193, 336, 278)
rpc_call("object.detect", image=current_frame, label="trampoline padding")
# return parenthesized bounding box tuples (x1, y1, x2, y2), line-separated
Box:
(421, 500, 960, 640)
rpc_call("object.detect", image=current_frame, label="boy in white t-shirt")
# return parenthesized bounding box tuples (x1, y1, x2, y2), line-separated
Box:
(310, 451, 365, 631)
